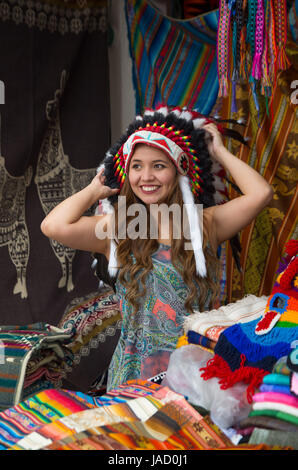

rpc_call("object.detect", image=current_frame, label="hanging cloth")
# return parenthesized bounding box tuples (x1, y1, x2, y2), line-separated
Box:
(125, 0, 219, 114)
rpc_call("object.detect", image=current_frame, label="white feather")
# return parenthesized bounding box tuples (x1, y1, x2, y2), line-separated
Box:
(108, 239, 119, 277)
(99, 198, 114, 214)
(193, 117, 206, 129)
(180, 110, 193, 121)
(97, 163, 104, 173)
(171, 108, 182, 117)
(178, 176, 207, 277)
(156, 106, 169, 116)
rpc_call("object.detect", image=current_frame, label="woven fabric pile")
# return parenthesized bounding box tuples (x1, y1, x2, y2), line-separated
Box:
(0, 289, 122, 411)
(57, 289, 121, 392)
(0, 379, 289, 451)
(182, 293, 269, 353)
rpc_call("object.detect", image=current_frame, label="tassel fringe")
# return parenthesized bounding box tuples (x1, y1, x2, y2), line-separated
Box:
(218, 76, 229, 98)
(277, 44, 291, 70)
(252, 52, 262, 80)
(200, 354, 269, 403)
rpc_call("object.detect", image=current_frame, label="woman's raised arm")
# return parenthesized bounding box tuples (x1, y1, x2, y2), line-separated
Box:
(40, 169, 119, 256)
(204, 123, 274, 246)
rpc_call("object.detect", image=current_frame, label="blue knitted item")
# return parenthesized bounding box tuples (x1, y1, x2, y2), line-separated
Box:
(200, 319, 298, 402)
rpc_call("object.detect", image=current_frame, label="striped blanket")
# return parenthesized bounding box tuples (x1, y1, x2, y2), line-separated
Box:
(0, 324, 74, 410)
(0, 388, 97, 450)
(125, 0, 219, 114)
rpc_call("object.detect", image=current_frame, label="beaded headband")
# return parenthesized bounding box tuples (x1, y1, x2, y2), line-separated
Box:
(122, 130, 190, 176)
(112, 113, 218, 199)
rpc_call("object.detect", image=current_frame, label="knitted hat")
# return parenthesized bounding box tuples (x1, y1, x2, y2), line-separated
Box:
(97, 105, 246, 278)
(255, 239, 298, 335)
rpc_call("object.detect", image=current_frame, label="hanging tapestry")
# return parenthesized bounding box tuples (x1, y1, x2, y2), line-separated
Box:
(0, 0, 110, 329)
(213, 11, 298, 303)
(125, 0, 219, 114)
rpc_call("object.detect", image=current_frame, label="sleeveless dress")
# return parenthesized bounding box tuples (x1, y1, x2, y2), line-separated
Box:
(107, 241, 217, 391)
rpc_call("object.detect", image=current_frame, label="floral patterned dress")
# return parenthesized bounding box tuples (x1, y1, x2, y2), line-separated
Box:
(107, 242, 216, 391)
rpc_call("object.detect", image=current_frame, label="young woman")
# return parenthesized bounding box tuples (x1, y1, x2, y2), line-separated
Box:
(41, 106, 273, 390)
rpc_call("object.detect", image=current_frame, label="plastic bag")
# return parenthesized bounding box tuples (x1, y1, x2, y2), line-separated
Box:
(162, 345, 251, 430)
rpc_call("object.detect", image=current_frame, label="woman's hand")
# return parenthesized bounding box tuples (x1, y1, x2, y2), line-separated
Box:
(203, 123, 225, 161)
(89, 168, 120, 200)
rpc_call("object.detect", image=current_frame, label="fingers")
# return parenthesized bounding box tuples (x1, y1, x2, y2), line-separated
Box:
(203, 123, 219, 134)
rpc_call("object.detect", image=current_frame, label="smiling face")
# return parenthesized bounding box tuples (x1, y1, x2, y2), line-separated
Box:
(128, 144, 177, 205)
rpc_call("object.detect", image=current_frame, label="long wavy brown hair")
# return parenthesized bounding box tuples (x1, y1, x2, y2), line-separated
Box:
(113, 174, 221, 315)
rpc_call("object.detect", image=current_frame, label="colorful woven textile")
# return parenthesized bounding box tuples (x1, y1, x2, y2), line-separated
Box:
(0, 380, 161, 450)
(125, 0, 219, 114)
(215, 51, 298, 304)
(41, 414, 235, 451)
(0, 388, 97, 450)
(1, 379, 289, 451)
(186, 331, 216, 351)
(11, 395, 166, 450)
(200, 241, 298, 403)
(216, 0, 290, 101)
(0, 324, 75, 410)
(10, 382, 231, 450)
(58, 289, 120, 352)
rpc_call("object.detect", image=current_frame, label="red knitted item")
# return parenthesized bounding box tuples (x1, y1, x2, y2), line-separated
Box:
(200, 354, 269, 404)
(280, 256, 298, 292)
